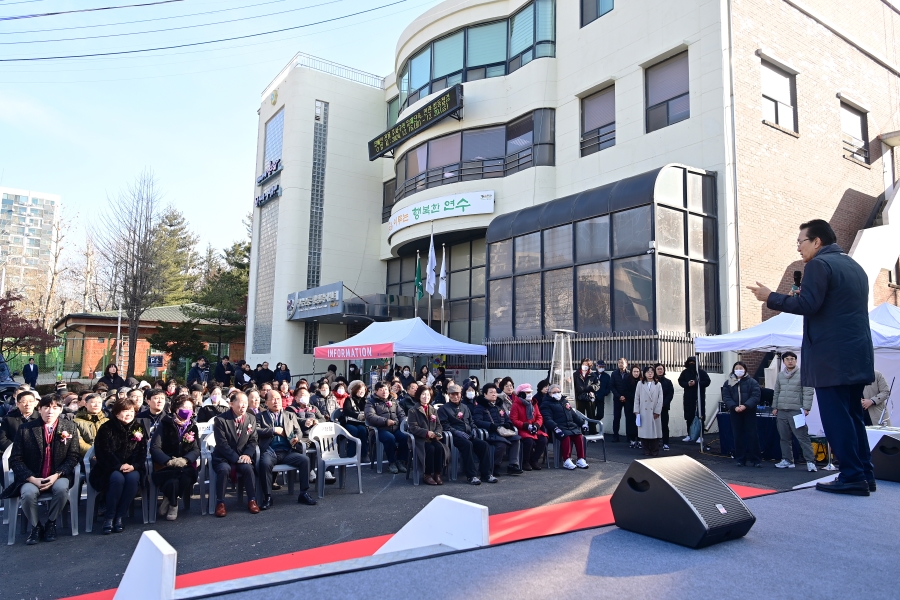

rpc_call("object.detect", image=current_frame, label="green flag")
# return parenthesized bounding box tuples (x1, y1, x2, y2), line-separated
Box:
(414, 253, 424, 301)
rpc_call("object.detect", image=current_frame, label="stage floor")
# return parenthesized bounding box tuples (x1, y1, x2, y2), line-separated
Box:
(218, 481, 900, 600)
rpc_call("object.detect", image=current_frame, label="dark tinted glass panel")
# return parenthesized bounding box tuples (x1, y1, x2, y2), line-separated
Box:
(544, 267, 574, 330)
(543, 224, 572, 268)
(576, 262, 611, 333)
(472, 238, 486, 266)
(612, 255, 653, 331)
(506, 114, 534, 154)
(463, 127, 506, 161)
(575, 215, 610, 262)
(656, 206, 685, 255)
(647, 104, 668, 133)
(690, 261, 717, 334)
(669, 94, 690, 124)
(489, 239, 512, 277)
(383, 179, 396, 208)
(471, 266, 485, 296)
(449, 300, 470, 343)
(488, 278, 512, 338)
(401, 282, 415, 296)
(612, 205, 651, 256)
(428, 133, 461, 169)
(515, 273, 542, 337)
(657, 255, 686, 331)
(449, 270, 469, 299)
(471, 297, 486, 342)
(451, 241, 470, 271)
(401, 256, 416, 281)
(395, 155, 406, 181)
(387, 259, 401, 284)
(514, 232, 541, 272)
(688, 215, 716, 261)
(387, 284, 400, 297)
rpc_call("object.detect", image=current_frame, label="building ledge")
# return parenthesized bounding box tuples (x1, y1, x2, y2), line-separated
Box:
(762, 120, 800, 138)
(843, 153, 871, 169)
(888, 283, 900, 290)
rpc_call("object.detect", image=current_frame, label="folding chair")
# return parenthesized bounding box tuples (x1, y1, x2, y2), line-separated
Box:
(308, 422, 362, 498)
(82, 446, 148, 533)
(202, 436, 259, 515)
(400, 419, 419, 486)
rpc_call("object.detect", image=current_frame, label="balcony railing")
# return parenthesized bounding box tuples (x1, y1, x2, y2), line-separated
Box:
(842, 134, 869, 163)
(262, 52, 384, 100)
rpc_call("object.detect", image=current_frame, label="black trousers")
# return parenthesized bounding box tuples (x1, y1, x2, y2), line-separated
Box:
(152, 467, 197, 505)
(522, 436, 548, 466)
(422, 440, 445, 474)
(215, 461, 256, 504)
(624, 398, 638, 442)
(660, 406, 670, 445)
(453, 433, 491, 479)
(576, 398, 601, 434)
(816, 384, 872, 483)
(730, 408, 760, 464)
(611, 397, 625, 436)
(259, 449, 310, 496)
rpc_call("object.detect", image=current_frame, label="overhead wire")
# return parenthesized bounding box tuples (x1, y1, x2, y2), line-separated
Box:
(0, 0, 183, 21)
(0, 0, 347, 44)
(0, 0, 409, 61)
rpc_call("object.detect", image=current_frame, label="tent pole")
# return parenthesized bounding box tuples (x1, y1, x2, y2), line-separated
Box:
(428, 295, 432, 328)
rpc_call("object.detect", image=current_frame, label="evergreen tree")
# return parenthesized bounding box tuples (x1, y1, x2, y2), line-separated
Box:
(154, 207, 200, 306)
(146, 320, 206, 379)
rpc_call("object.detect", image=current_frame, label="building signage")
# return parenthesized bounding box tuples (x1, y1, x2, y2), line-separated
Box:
(368, 84, 463, 161)
(256, 158, 282, 186)
(314, 342, 395, 360)
(255, 184, 281, 207)
(287, 280, 343, 321)
(387, 191, 494, 240)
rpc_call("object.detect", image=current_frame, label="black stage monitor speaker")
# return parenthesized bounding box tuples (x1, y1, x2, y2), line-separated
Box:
(872, 432, 900, 483)
(610, 455, 756, 549)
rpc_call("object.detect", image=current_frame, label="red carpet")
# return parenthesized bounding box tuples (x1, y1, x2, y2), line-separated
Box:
(64, 484, 774, 600)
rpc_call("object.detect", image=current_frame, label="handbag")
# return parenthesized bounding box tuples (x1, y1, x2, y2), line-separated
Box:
(689, 416, 702, 441)
(496, 426, 517, 438)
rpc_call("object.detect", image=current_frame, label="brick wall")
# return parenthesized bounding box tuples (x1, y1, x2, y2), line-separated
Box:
(732, 0, 900, 328)
(873, 268, 900, 306)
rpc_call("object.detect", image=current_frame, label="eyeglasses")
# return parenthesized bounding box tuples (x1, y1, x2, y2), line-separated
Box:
(796, 238, 810, 247)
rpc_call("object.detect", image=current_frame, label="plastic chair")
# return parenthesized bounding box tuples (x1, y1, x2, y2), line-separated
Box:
(308, 422, 362, 498)
(4, 444, 80, 544)
(400, 419, 419, 486)
(575, 409, 607, 462)
(2, 445, 10, 526)
(368, 427, 385, 473)
(147, 456, 198, 524)
(83, 446, 149, 532)
(202, 435, 260, 515)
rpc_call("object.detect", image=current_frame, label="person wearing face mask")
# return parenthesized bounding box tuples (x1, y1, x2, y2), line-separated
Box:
(365, 381, 409, 474)
(438, 384, 495, 484)
(654, 364, 674, 451)
(399, 366, 415, 389)
(473, 383, 523, 476)
(592, 360, 612, 424)
(197, 386, 230, 423)
(150, 395, 200, 521)
(461, 380, 479, 408)
(340, 381, 370, 462)
(574, 359, 601, 436)
(347, 363, 360, 384)
(285, 389, 334, 483)
(407, 386, 446, 485)
(313, 381, 340, 421)
(511, 383, 548, 471)
(722, 361, 761, 467)
(540, 384, 589, 470)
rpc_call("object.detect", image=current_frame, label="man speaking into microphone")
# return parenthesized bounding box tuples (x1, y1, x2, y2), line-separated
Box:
(748, 219, 875, 496)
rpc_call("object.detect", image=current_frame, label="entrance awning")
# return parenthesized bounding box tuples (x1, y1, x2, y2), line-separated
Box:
(314, 317, 486, 359)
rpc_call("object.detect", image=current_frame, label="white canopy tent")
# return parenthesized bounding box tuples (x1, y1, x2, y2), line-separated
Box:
(313, 317, 486, 360)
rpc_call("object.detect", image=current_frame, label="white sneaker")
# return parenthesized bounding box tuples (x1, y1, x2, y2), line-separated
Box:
(309, 469, 317, 482)
(325, 470, 336, 482)
(696, 438, 703, 444)
(682, 436, 692, 442)
(575, 458, 589, 469)
(663, 444, 670, 451)
(563, 458, 576, 470)
(807, 462, 817, 472)
(158, 497, 170, 517)
(166, 505, 178, 521)
(774, 459, 795, 469)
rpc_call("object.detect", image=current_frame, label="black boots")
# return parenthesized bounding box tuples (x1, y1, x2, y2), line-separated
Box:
(26, 522, 44, 545)
(43, 519, 57, 542)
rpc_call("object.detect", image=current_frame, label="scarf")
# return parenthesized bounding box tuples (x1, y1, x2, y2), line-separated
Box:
(41, 423, 55, 478)
(783, 367, 798, 380)
(522, 397, 534, 421)
(175, 416, 192, 440)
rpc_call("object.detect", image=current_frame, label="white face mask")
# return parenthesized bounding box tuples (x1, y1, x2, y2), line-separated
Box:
(598, 368, 604, 373)
(465, 391, 476, 400)
(734, 369, 745, 378)
(525, 392, 534, 400)
(336, 388, 345, 395)
(551, 393, 562, 400)
(298, 396, 309, 405)
(581, 366, 589, 372)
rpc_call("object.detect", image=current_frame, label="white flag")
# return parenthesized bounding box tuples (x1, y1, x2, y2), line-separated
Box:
(425, 234, 437, 295)
(438, 244, 447, 297)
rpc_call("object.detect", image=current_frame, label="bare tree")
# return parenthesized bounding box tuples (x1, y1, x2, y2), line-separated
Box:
(95, 170, 165, 377)
(40, 216, 69, 331)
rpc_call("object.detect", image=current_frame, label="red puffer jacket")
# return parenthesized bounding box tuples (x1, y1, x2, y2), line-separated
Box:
(510, 396, 547, 440)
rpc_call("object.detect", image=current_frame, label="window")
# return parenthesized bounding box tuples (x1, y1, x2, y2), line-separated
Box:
(488, 278, 513, 337)
(514, 273, 542, 336)
(543, 224, 572, 267)
(840, 102, 868, 163)
(657, 256, 686, 331)
(656, 206, 685, 254)
(576, 262, 611, 332)
(612, 205, 652, 256)
(467, 21, 507, 79)
(761, 61, 796, 132)
(613, 255, 654, 331)
(387, 97, 400, 128)
(646, 52, 689, 133)
(581, 86, 615, 156)
(489, 239, 513, 277)
(582, 0, 613, 27)
(575, 215, 610, 262)
(263, 109, 285, 166)
(514, 232, 541, 272)
(432, 31, 464, 92)
(382, 179, 396, 223)
(690, 262, 717, 334)
(543, 267, 573, 330)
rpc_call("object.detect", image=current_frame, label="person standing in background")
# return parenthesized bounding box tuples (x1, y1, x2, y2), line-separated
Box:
(593, 360, 612, 425)
(861, 370, 891, 426)
(635, 366, 663, 457)
(749, 219, 875, 496)
(678, 357, 710, 442)
(574, 358, 600, 435)
(23, 358, 39, 387)
(722, 361, 761, 468)
(772, 352, 817, 472)
(610, 358, 630, 442)
(654, 364, 674, 451)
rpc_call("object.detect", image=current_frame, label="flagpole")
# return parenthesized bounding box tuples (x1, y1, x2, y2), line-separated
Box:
(414, 250, 420, 319)
(440, 243, 446, 335)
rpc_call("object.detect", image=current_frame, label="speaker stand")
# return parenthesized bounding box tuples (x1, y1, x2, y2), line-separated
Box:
(823, 442, 838, 471)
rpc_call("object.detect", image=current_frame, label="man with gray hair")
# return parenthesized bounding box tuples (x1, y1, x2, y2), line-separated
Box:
(212, 392, 260, 517)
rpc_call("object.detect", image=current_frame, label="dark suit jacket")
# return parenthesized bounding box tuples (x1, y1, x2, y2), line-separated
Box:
(212, 410, 258, 467)
(23, 364, 39, 386)
(2, 418, 81, 498)
(767, 244, 875, 387)
(214, 362, 233, 386)
(611, 368, 632, 400)
(257, 409, 304, 453)
(0, 408, 39, 451)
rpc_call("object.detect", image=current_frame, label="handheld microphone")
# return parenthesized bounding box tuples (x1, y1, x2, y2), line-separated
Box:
(791, 271, 802, 296)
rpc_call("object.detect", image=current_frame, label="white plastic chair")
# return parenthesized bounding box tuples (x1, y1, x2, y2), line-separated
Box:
(202, 435, 259, 515)
(574, 409, 607, 462)
(83, 446, 149, 532)
(4, 444, 81, 544)
(308, 422, 362, 498)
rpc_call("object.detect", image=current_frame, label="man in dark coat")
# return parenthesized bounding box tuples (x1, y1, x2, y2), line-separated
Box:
(609, 358, 631, 442)
(1, 394, 80, 544)
(0, 390, 40, 451)
(212, 392, 260, 516)
(256, 391, 316, 508)
(472, 384, 522, 476)
(256, 362, 275, 385)
(187, 357, 210, 388)
(750, 219, 875, 496)
(677, 356, 711, 441)
(136, 388, 168, 438)
(438, 384, 495, 484)
(214, 356, 233, 387)
(23, 358, 39, 387)
(593, 359, 612, 421)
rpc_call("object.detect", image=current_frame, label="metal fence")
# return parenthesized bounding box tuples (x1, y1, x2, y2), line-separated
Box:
(446, 330, 722, 373)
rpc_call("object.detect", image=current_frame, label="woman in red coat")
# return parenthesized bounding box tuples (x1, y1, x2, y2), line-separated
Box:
(510, 383, 547, 471)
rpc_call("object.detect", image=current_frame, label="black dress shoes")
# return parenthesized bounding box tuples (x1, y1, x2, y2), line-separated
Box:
(260, 495, 273, 510)
(816, 479, 870, 496)
(101, 519, 113, 535)
(113, 518, 124, 533)
(43, 519, 57, 542)
(26, 523, 43, 545)
(868, 480, 877, 492)
(297, 492, 317, 505)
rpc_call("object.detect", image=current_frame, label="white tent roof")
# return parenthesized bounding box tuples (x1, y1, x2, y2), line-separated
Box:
(870, 302, 900, 330)
(694, 310, 900, 353)
(314, 317, 486, 360)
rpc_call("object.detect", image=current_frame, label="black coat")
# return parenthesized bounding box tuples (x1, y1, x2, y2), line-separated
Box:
(0, 408, 39, 451)
(611, 368, 632, 400)
(472, 397, 518, 444)
(98, 374, 126, 390)
(23, 363, 39, 386)
(767, 244, 875, 387)
(658, 376, 675, 409)
(274, 369, 292, 384)
(340, 395, 366, 427)
(540, 395, 585, 436)
(235, 370, 255, 388)
(365, 396, 405, 433)
(214, 362, 233, 386)
(678, 364, 710, 403)
(438, 401, 476, 436)
(574, 370, 600, 402)
(197, 403, 228, 424)
(1, 418, 81, 499)
(722, 376, 761, 411)
(211, 410, 258, 468)
(256, 368, 275, 384)
(596, 370, 612, 399)
(150, 414, 200, 465)
(90, 417, 148, 493)
(187, 364, 210, 387)
(136, 407, 166, 438)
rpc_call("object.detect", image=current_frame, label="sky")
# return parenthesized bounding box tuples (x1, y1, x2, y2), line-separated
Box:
(0, 0, 445, 255)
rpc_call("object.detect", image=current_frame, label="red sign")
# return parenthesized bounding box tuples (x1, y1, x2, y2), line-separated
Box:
(314, 343, 394, 360)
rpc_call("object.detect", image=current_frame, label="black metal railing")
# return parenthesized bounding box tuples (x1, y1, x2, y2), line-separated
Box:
(580, 124, 616, 156)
